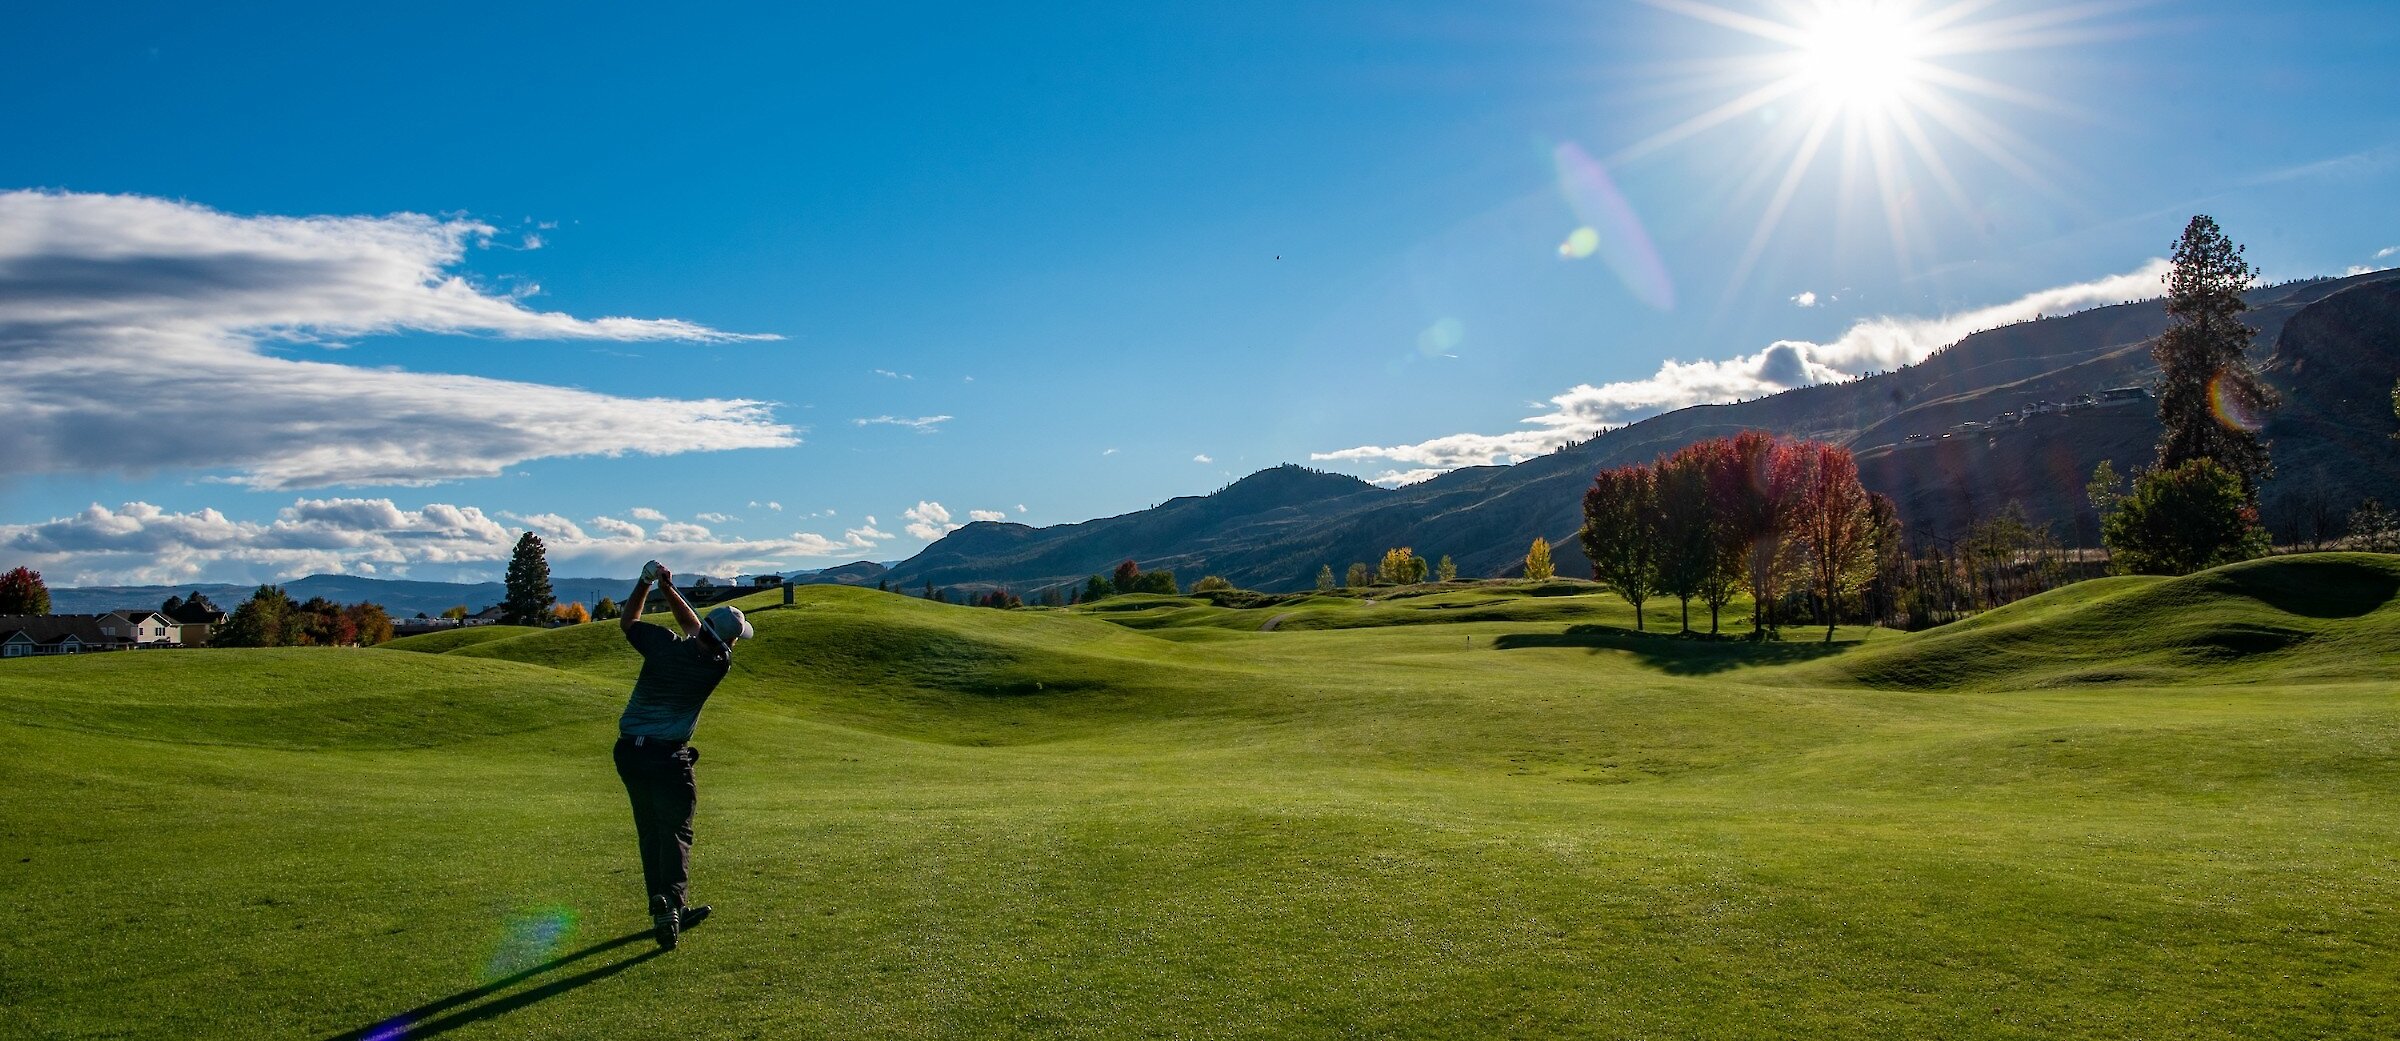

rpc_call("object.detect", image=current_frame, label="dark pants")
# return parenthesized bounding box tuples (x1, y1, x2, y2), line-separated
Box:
(613, 737, 699, 909)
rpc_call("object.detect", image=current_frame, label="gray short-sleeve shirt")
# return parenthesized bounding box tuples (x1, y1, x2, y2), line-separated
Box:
(618, 620, 732, 740)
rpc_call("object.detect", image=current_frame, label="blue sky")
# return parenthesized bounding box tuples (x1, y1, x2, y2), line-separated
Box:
(4, 0, 2396, 585)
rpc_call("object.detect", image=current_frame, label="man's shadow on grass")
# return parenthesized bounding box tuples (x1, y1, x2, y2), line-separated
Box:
(1491, 623, 1855, 674)
(321, 916, 706, 1041)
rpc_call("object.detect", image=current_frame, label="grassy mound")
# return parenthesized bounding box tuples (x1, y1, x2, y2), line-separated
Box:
(380, 624, 547, 654)
(0, 647, 618, 749)
(9, 558, 2400, 1039)
(1811, 553, 2400, 691)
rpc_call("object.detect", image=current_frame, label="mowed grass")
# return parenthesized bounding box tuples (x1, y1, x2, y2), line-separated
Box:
(4, 556, 2399, 1040)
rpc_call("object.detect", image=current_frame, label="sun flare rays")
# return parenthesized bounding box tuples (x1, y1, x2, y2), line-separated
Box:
(1626, 0, 2121, 291)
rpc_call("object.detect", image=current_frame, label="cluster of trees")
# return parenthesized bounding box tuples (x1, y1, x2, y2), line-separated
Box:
(1317, 551, 1458, 591)
(2092, 216, 2279, 576)
(1580, 432, 1897, 640)
(0, 567, 51, 614)
(217, 586, 395, 647)
(1072, 560, 1178, 602)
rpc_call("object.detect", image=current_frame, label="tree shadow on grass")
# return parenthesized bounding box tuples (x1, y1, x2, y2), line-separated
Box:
(321, 915, 707, 1041)
(1490, 624, 1857, 675)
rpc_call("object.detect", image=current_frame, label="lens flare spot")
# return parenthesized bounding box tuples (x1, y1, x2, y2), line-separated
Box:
(361, 1019, 411, 1041)
(484, 906, 578, 982)
(2208, 371, 2266, 433)
(1552, 143, 1676, 310)
(1416, 317, 1465, 357)
(1558, 226, 1600, 260)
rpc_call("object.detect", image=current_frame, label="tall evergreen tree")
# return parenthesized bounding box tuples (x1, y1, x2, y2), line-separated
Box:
(500, 531, 555, 626)
(0, 566, 51, 615)
(2153, 215, 2275, 500)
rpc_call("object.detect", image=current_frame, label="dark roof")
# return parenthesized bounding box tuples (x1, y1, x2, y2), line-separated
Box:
(0, 615, 129, 646)
(164, 602, 227, 624)
(109, 610, 169, 625)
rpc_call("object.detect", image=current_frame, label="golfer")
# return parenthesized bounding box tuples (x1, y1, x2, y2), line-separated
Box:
(614, 559, 751, 950)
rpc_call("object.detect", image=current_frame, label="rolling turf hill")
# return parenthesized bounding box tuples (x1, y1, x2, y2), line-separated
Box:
(882, 270, 2400, 595)
(5, 555, 2399, 1039)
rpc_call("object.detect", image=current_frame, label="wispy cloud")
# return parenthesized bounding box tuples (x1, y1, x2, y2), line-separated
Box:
(871, 369, 913, 380)
(1193, 454, 1213, 464)
(853, 414, 953, 433)
(628, 507, 668, 522)
(695, 512, 736, 524)
(746, 500, 784, 512)
(0, 190, 794, 489)
(1314, 261, 2172, 475)
(0, 498, 887, 585)
(903, 501, 959, 541)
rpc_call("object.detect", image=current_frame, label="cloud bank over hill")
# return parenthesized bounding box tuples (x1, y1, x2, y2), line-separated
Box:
(0, 190, 795, 489)
(1313, 260, 2173, 484)
(0, 498, 899, 586)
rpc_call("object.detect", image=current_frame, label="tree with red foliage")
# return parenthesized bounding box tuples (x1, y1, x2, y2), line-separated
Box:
(346, 602, 396, 646)
(1111, 559, 1141, 595)
(1711, 431, 1803, 637)
(1649, 447, 1716, 633)
(1790, 441, 1874, 642)
(0, 566, 50, 615)
(1580, 464, 1660, 631)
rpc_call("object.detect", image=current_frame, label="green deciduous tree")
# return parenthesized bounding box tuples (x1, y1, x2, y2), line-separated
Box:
(1082, 575, 1113, 603)
(501, 532, 555, 626)
(1522, 537, 1554, 581)
(593, 597, 620, 620)
(1346, 562, 1371, 588)
(2350, 498, 2399, 553)
(346, 602, 394, 646)
(1192, 575, 1234, 593)
(0, 567, 50, 615)
(1580, 464, 1659, 631)
(218, 585, 301, 647)
(1437, 555, 1457, 582)
(1316, 565, 1336, 592)
(2102, 458, 2268, 575)
(2153, 215, 2275, 500)
(1134, 570, 1178, 595)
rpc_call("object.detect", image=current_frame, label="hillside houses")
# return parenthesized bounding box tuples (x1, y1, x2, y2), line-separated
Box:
(1899, 387, 2154, 446)
(0, 611, 183, 658)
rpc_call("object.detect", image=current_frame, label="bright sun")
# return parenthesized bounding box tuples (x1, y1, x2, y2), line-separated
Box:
(1794, 3, 1929, 112)
(1623, 0, 2107, 288)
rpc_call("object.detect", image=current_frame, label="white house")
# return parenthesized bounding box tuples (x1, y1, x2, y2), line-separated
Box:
(101, 611, 184, 648)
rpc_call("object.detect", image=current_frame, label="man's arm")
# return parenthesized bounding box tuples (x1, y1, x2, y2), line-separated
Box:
(620, 575, 652, 638)
(652, 565, 703, 637)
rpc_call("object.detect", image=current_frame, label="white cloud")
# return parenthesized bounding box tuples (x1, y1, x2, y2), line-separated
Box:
(2377, 246, 2398, 259)
(903, 501, 959, 541)
(0, 190, 793, 490)
(1313, 261, 2173, 473)
(853, 414, 953, 433)
(504, 512, 587, 541)
(744, 500, 784, 513)
(1015, 504, 1027, 513)
(629, 507, 668, 522)
(695, 512, 736, 523)
(871, 369, 913, 380)
(1366, 468, 1450, 487)
(1193, 454, 1213, 464)
(587, 516, 645, 540)
(1102, 448, 1119, 456)
(654, 521, 713, 543)
(0, 497, 887, 585)
(1790, 291, 1818, 307)
(967, 509, 1006, 522)
(842, 518, 893, 549)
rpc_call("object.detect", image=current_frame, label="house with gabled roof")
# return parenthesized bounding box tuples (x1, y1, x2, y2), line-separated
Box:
(0, 615, 132, 658)
(102, 611, 184, 648)
(164, 600, 228, 645)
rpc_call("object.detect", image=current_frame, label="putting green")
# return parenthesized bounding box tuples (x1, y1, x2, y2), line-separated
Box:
(5, 554, 2397, 1039)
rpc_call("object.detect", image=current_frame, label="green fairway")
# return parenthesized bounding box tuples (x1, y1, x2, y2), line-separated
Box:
(6, 555, 2399, 1039)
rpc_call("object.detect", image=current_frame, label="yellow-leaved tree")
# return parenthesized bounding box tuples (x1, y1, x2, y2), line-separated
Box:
(1523, 537, 1554, 581)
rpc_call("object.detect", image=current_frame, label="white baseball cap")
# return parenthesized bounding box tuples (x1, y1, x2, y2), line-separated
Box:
(704, 605, 753, 642)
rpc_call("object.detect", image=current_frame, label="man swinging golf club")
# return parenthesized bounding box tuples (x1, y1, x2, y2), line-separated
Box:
(615, 558, 751, 950)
